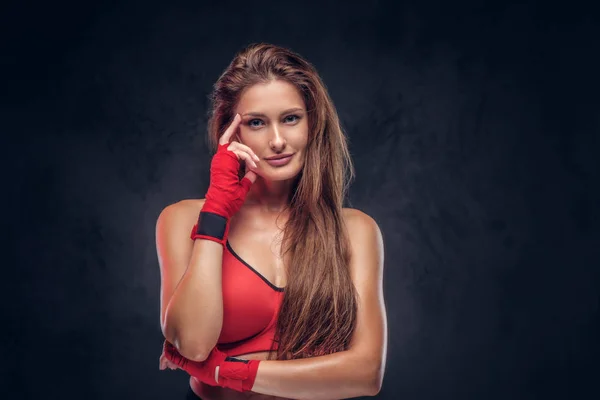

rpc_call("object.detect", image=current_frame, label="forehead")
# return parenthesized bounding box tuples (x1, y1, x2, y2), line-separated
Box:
(236, 80, 305, 113)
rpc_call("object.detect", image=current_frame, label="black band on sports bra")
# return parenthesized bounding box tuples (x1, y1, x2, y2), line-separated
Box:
(225, 356, 249, 363)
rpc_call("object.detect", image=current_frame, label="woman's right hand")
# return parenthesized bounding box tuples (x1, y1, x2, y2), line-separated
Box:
(201, 114, 259, 220)
(219, 113, 261, 171)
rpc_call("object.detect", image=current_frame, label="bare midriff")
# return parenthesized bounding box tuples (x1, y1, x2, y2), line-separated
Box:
(189, 351, 291, 400)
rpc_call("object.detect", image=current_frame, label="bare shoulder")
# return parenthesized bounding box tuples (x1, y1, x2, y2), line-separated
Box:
(158, 198, 205, 220)
(341, 207, 384, 276)
(341, 207, 381, 234)
(174, 198, 206, 215)
(155, 199, 206, 242)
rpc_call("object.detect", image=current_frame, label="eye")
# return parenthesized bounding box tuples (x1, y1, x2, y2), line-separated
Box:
(247, 115, 300, 129)
(248, 119, 264, 128)
(284, 114, 300, 123)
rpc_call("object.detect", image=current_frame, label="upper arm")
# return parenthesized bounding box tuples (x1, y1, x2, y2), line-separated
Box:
(156, 200, 201, 332)
(344, 209, 387, 389)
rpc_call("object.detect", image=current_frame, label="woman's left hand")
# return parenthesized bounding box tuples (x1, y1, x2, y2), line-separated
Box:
(159, 346, 181, 370)
(161, 340, 222, 386)
(161, 340, 258, 392)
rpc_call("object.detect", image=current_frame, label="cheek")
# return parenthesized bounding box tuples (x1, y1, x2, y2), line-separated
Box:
(293, 124, 309, 147)
(237, 132, 258, 148)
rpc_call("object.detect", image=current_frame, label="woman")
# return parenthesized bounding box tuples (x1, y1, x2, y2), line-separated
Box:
(156, 43, 387, 400)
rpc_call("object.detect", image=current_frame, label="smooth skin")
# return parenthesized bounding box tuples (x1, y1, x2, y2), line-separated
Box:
(157, 80, 387, 400)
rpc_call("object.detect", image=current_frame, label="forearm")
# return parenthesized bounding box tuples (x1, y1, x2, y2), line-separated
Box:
(163, 239, 224, 360)
(247, 350, 379, 400)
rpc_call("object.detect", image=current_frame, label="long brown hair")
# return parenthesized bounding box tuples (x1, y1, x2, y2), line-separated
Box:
(206, 43, 357, 360)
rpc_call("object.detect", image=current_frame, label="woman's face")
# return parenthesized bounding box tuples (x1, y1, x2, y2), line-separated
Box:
(234, 80, 309, 181)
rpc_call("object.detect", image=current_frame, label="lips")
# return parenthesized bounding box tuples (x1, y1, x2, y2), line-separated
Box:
(265, 154, 293, 166)
(265, 153, 294, 160)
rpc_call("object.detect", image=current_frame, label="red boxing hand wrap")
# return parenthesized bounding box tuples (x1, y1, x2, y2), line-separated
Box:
(191, 142, 253, 245)
(219, 355, 261, 392)
(163, 340, 219, 386)
(163, 341, 260, 392)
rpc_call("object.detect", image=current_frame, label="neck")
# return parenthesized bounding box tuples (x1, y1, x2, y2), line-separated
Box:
(245, 176, 295, 213)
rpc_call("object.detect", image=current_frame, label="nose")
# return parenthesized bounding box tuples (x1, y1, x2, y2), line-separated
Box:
(269, 123, 287, 150)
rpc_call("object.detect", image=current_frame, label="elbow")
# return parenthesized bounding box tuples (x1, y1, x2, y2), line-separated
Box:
(161, 323, 212, 362)
(160, 319, 180, 349)
(168, 335, 211, 362)
(174, 335, 212, 362)
(366, 381, 382, 397)
(183, 347, 210, 362)
(364, 359, 384, 397)
(364, 375, 383, 397)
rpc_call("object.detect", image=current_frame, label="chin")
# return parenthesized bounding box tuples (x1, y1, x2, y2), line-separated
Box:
(256, 166, 303, 182)
(259, 172, 301, 182)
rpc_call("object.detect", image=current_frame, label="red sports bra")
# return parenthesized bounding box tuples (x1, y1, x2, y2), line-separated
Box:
(190, 224, 285, 358)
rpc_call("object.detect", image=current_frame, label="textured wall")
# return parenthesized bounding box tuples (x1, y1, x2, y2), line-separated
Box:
(4, 0, 599, 399)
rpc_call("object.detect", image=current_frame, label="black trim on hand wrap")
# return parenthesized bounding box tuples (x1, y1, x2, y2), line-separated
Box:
(196, 211, 228, 241)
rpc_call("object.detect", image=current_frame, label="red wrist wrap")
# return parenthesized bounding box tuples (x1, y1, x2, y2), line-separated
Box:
(163, 341, 260, 392)
(219, 356, 261, 392)
(190, 143, 252, 245)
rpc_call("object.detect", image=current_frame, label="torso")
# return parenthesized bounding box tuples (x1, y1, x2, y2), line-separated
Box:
(183, 199, 296, 400)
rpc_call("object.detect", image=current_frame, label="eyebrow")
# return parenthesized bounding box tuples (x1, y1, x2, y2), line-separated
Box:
(242, 107, 305, 118)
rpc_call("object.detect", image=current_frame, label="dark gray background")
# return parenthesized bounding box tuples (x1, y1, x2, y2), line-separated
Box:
(3, 0, 599, 399)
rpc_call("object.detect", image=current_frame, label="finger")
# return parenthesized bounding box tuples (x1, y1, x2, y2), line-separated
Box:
(227, 141, 260, 162)
(239, 151, 258, 169)
(229, 149, 257, 169)
(219, 114, 242, 146)
(241, 170, 257, 187)
(166, 360, 178, 370)
(243, 157, 258, 184)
